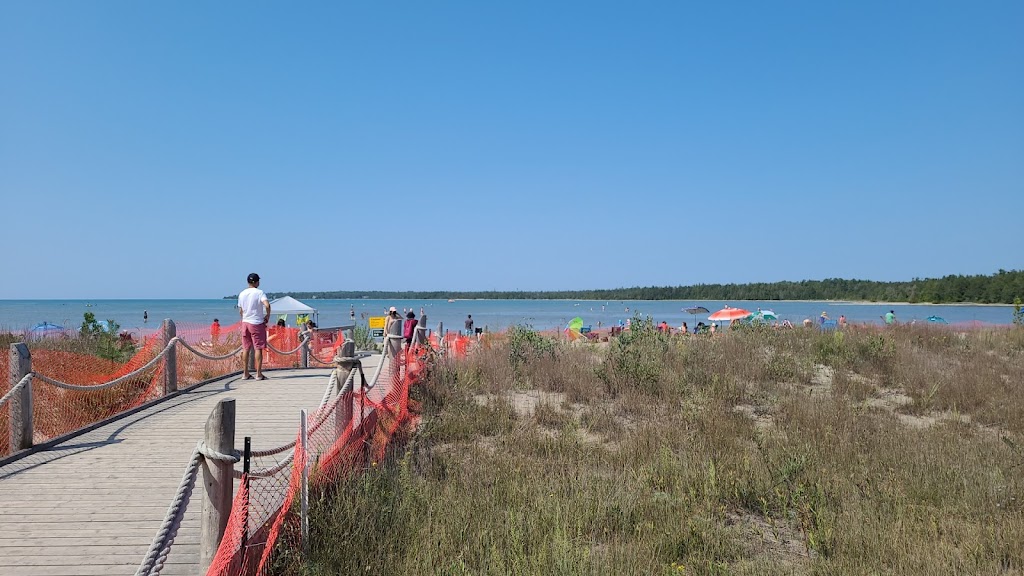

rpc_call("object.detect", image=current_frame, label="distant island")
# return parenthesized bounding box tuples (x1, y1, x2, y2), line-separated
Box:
(226, 269, 1024, 305)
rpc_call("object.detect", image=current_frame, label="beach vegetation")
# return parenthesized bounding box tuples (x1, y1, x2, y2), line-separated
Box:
(291, 323, 1024, 575)
(80, 312, 136, 362)
(351, 324, 380, 352)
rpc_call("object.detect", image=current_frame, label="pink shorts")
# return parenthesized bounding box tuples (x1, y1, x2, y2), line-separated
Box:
(242, 322, 267, 350)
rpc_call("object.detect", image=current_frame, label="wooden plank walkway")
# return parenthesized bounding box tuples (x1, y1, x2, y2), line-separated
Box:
(0, 358, 380, 576)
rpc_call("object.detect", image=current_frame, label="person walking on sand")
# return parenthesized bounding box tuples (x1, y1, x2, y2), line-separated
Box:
(210, 318, 221, 345)
(238, 273, 271, 380)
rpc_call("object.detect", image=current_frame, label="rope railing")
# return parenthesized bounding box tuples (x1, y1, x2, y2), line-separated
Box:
(230, 367, 351, 481)
(0, 372, 33, 409)
(135, 439, 244, 576)
(31, 338, 178, 391)
(135, 447, 202, 576)
(3, 321, 406, 576)
(237, 453, 294, 480)
(127, 327, 416, 576)
(176, 339, 245, 361)
(266, 335, 309, 357)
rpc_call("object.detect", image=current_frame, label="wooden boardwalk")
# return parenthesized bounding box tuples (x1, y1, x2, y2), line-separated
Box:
(0, 359, 380, 576)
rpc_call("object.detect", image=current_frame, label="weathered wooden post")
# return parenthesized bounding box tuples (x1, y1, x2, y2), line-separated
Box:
(333, 342, 356, 433)
(200, 398, 236, 571)
(9, 343, 33, 452)
(413, 314, 428, 346)
(162, 319, 177, 395)
(300, 332, 310, 368)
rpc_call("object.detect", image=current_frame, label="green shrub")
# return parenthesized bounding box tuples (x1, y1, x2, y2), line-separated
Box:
(599, 315, 669, 396)
(507, 326, 555, 372)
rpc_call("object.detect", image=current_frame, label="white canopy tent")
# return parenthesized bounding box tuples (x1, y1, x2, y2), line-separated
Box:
(269, 296, 318, 326)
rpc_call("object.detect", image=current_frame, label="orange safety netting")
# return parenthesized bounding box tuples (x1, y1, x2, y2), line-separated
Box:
(206, 344, 428, 576)
(1, 321, 349, 457)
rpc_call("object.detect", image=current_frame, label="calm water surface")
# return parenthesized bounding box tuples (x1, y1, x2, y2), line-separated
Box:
(0, 299, 1015, 335)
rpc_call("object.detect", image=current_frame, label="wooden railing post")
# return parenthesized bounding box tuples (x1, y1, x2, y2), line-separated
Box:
(413, 314, 428, 346)
(200, 398, 236, 571)
(9, 343, 33, 452)
(162, 319, 177, 395)
(333, 342, 356, 434)
(301, 333, 309, 368)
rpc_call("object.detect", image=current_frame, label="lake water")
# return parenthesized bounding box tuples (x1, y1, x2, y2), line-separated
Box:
(0, 298, 1015, 335)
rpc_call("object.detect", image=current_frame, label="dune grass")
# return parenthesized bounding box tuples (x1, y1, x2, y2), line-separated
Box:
(294, 321, 1024, 575)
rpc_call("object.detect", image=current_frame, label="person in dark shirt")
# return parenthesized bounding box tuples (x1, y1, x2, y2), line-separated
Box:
(404, 311, 418, 347)
(465, 314, 474, 335)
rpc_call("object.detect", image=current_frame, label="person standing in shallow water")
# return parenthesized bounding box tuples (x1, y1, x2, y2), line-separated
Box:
(143, 310, 148, 323)
(465, 314, 474, 335)
(884, 310, 896, 325)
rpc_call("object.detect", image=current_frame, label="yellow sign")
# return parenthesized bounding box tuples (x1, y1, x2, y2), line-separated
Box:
(368, 316, 386, 329)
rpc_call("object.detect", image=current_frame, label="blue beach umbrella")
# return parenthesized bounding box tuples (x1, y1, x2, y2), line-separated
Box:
(30, 322, 64, 336)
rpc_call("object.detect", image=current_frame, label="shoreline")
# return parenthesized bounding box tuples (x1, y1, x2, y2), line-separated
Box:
(2, 297, 1015, 308)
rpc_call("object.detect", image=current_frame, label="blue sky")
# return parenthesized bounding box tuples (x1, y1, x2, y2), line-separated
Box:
(1, 1, 1021, 299)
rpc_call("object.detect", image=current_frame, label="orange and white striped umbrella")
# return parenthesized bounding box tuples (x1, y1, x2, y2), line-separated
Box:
(708, 307, 751, 322)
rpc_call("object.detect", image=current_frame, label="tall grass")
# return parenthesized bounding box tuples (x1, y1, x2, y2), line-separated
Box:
(295, 324, 1024, 575)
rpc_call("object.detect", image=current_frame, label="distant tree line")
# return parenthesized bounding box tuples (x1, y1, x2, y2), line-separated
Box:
(245, 269, 1024, 305)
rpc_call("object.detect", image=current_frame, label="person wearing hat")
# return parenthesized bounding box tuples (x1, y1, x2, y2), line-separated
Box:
(819, 311, 829, 326)
(384, 306, 400, 335)
(238, 273, 271, 380)
(403, 310, 418, 347)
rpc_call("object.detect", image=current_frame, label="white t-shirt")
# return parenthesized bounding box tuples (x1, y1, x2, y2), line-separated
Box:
(238, 287, 268, 324)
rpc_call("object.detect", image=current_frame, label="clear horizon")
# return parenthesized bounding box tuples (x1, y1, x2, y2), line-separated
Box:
(2, 2, 1021, 299)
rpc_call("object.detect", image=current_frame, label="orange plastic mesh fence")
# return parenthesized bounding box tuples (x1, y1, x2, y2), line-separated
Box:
(0, 321, 354, 457)
(206, 344, 427, 576)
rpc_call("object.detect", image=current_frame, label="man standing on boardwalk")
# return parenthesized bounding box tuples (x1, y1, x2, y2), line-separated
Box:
(238, 273, 271, 380)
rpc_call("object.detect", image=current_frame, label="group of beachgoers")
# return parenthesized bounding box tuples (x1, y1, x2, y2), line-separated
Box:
(605, 308, 902, 338)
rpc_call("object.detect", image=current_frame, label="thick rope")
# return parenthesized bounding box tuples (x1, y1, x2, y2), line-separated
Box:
(197, 440, 241, 463)
(364, 346, 389, 390)
(307, 351, 337, 366)
(0, 373, 33, 409)
(135, 447, 202, 576)
(32, 338, 177, 391)
(235, 453, 295, 479)
(266, 335, 310, 357)
(308, 393, 343, 437)
(176, 339, 243, 361)
(250, 440, 296, 458)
